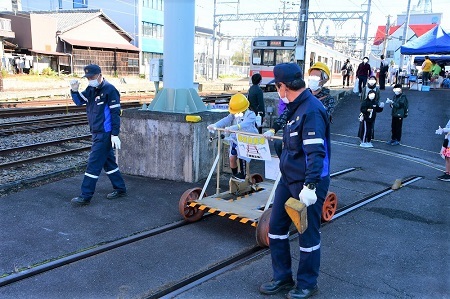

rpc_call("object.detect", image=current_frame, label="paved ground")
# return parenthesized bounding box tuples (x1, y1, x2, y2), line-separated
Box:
(0, 85, 449, 299)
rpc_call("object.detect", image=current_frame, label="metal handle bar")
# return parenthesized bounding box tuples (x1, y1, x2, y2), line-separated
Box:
(213, 127, 283, 140)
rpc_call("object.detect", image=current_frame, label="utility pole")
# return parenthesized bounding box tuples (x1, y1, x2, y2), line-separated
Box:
(399, 0, 412, 71)
(296, 0, 309, 79)
(211, 0, 217, 81)
(381, 15, 391, 57)
(362, 0, 371, 58)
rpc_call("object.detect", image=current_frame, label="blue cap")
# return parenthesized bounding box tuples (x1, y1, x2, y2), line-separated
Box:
(268, 63, 303, 84)
(83, 64, 101, 78)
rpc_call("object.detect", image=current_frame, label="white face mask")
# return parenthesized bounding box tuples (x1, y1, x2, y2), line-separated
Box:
(363, 59, 368, 63)
(368, 94, 375, 100)
(368, 79, 376, 85)
(393, 89, 402, 95)
(308, 76, 321, 91)
(88, 76, 100, 87)
(234, 112, 244, 118)
(278, 92, 289, 104)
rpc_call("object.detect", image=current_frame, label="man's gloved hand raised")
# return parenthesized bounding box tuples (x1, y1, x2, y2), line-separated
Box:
(70, 80, 80, 92)
(379, 102, 385, 108)
(111, 135, 121, 149)
(207, 124, 216, 134)
(385, 98, 393, 104)
(263, 129, 275, 139)
(299, 185, 317, 207)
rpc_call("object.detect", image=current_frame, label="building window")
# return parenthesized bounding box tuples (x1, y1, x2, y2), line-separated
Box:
(143, 0, 163, 10)
(142, 52, 163, 65)
(128, 58, 139, 67)
(73, 0, 88, 8)
(142, 22, 163, 39)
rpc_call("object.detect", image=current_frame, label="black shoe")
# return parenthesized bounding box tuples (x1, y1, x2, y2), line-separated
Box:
(107, 190, 127, 199)
(71, 196, 91, 206)
(232, 172, 246, 181)
(437, 174, 450, 181)
(287, 285, 319, 299)
(259, 278, 295, 295)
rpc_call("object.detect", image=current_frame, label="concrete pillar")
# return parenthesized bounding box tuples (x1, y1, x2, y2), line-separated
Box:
(146, 0, 206, 113)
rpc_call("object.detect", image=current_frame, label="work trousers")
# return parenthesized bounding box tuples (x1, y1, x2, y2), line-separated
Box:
(268, 176, 330, 289)
(358, 76, 368, 93)
(358, 120, 374, 143)
(379, 73, 386, 89)
(343, 74, 350, 86)
(81, 132, 126, 199)
(391, 117, 403, 142)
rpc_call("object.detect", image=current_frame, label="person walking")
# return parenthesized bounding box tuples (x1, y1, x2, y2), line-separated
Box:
(358, 90, 384, 148)
(247, 73, 265, 133)
(341, 59, 352, 87)
(356, 56, 371, 96)
(379, 55, 388, 90)
(69, 64, 127, 206)
(259, 63, 331, 299)
(421, 56, 432, 86)
(435, 120, 450, 181)
(385, 84, 409, 146)
(207, 93, 257, 180)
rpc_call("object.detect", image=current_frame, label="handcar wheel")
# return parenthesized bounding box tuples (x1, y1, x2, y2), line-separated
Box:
(256, 208, 272, 247)
(250, 173, 264, 184)
(179, 188, 205, 222)
(322, 191, 338, 222)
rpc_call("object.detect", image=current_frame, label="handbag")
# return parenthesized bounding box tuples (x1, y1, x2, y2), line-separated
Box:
(353, 78, 359, 93)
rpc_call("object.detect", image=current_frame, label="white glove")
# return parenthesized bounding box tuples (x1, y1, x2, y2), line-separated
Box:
(263, 129, 275, 139)
(440, 146, 445, 159)
(111, 135, 121, 149)
(224, 126, 232, 132)
(70, 79, 80, 92)
(379, 102, 385, 108)
(358, 113, 364, 122)
(385, 98, 393, 104)
(299, 185, 317, 207)
(207, 124, 216, 134)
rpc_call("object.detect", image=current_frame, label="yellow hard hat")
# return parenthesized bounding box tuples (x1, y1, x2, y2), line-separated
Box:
(228, 93, 249, 114)
(308, 62, 330, 79)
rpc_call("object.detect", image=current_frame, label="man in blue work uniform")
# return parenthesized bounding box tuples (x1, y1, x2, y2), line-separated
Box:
(69, 64, 127, 206)
(259, 63, 331, 299)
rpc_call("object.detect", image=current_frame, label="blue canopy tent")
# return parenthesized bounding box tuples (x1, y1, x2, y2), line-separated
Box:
(401, 25, 450, 55)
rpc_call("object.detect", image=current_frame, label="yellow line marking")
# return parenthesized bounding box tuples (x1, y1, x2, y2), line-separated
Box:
(229, 215, 238, 220)
(218, 212, 227, 216)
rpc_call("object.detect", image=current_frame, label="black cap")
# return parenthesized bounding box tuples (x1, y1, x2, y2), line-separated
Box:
(268, 63, 302, 84)
(83, 64, 101, 78)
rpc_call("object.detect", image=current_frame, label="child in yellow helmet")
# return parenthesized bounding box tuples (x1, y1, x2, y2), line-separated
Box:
(207, 93, 258, 180)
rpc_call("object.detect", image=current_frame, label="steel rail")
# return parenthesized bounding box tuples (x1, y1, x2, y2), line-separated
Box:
(0, 146, 91, 169)
(0, 167, 356, 289)
(151, 176, 422, 298)
(0, 135, 92, 154)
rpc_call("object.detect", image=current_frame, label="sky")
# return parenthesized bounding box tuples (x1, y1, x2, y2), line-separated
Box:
(195, 0, 450, 39)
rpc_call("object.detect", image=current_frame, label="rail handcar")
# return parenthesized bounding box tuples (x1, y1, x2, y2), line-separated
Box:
(249, 36, 359, 91)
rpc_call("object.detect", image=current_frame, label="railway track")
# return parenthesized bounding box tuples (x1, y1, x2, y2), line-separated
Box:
(0, 101, 142, 118)
(0, 169, 422, 293)
(0, 135, 91, 169)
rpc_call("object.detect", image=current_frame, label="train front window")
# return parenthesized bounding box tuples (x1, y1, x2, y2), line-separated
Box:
(263, 50, 275, 66)
(252, 49, 262, 65)
(276, 49, 292, 64)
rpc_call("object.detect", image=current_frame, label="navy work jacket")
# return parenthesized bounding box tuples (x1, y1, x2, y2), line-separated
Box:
(280, 89, 331, 185)
(71, 80, 121, 136)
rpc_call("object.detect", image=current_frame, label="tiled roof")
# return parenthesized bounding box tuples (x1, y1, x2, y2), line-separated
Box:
(31, 9, 102, 32)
